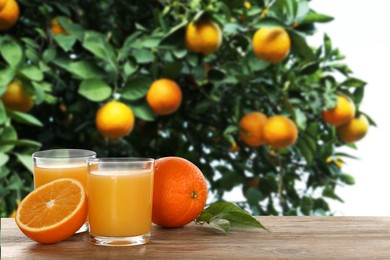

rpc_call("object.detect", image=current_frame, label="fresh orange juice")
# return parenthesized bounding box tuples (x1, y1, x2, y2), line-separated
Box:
(88, 169, 153, 237)
(34, 163, 88, 189)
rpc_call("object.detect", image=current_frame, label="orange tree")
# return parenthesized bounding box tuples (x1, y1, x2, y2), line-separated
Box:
(0, 0, 375, 216)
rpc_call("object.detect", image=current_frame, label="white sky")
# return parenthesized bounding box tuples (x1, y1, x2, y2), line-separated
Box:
(308, 0, 390, 216)
(225, 0, 390, 216)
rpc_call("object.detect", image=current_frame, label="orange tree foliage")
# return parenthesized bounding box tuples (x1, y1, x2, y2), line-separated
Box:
(0, 0, 374, 216)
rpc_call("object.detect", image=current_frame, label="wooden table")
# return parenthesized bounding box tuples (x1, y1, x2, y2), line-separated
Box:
(2, 217, 390, 259)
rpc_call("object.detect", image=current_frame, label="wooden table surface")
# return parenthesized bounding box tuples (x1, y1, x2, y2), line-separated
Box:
(2, 217, 390, 259)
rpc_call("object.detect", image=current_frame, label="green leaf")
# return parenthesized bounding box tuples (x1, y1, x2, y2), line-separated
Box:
(172, 48, 187, 59)
(53, 34, 77, 52)
(25, 48, 39, 63)
(195, 202, 267, 233)
(53, 58, 103, 79)
(324, 34, 332, 57)
(0, 102, 7, 125)
(42, 48, 57, 63)
(294, 108, 307, 129)
(0, 167, 10, 180)
(123, 59, 138, 77)
(245, 52, 269, 73)
(1, 37, 23, 68)
(352, 87, 364, 105)
(57, 16, 84, 40)
(130, 101, 156, 121)
(340, 77, 366, 88)
(83, 31, 118, 75)
(0, 139, 41, 148)
(31, 81, 50, 104)
(122, 76, 152, 101)
(78, 79, 112, 102)
(339, 174, 355, 185)
(21, 37, 39, 49)
(221, 62, 243, 76)
(0, 153, 9, 167)
(296, 1, 310, 20)
(35, 28, 47, 39)
(245, 187, 262, 206)
(323, 188, 343, 202)
(0, 67, 15, 91)
(132, 49, 155, 64)
(69, 61, 104, 79)
(7, 110, 43, 127)
(0, 126, 17, 152)
(14, 153, 34, 173)
(138, 36, 162, 49)
(118, 31, 144, 60)
(300, 11, 334, 25)
(6, 172, 23, 190)
(18, 65, 44, 81)
(209, 219, 231, 235)
(288, 29, 315, 61)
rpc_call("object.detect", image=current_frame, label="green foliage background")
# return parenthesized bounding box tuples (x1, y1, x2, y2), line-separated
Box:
(0, 0, 374, 217)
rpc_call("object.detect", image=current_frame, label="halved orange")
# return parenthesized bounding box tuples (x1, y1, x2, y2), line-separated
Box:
(15, 178, 88, 244)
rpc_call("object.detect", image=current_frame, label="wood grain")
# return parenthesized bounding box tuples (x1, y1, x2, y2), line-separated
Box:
(2, 217, 390, 259)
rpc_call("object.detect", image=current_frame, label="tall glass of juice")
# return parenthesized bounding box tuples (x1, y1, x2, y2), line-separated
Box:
(32, 149, 97, 232)
(87, 158, 154, 246)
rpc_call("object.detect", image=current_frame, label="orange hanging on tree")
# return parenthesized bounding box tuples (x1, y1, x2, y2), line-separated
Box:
(146, 79, 182, 116)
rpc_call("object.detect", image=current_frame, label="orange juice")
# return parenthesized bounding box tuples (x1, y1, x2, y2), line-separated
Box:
(88, 169, 153, 237)
(34, 163, 88, 189)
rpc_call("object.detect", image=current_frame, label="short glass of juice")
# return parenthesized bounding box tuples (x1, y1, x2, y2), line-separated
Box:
(32, 148, 97, 232)
(87, 158, 154, 246)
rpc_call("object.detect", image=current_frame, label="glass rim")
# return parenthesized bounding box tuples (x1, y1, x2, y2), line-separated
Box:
(88, 157, 155, 163)
(32, 149, 97, 159)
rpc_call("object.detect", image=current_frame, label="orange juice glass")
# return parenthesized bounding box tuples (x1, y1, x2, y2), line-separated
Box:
(32, 149, 96, 232)
(87, 158, 154, 246)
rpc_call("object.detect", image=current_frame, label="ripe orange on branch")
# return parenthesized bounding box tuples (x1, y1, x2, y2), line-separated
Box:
(252, 27, 291, 63)
(239, 112, 268, 148)
(262, 115, 298, 149)
(146, 78, 182, 116)
(152, 157, 208, 228)
(337, 114, 369, 143)
(322, 95, 356, 126)
(95, 100, 135, 139)
(185, 20, 222, 56)
(0, 0, 19, 30)
(15, 179, 88, 244)
(1, 79, 34, 112)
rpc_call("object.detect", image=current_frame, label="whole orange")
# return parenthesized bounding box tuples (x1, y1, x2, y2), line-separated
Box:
(239, 112, 268, 148)
(146, 79, 182, 116)
(185, 20, 222, 56)
(262, 115, 298, 149)
(337, 114, 369, 143)
(1, 79, 34, 112)
(322, 95, 356, 126)
(0, 0, 19, 31)
(152, 157, 208, 228)
(95, 100, 135, 139)
(252, 27, 291, 63)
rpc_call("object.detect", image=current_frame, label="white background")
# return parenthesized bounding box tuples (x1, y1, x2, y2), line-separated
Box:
(225, 0, 390, 216)
(308, 0, 390, 216)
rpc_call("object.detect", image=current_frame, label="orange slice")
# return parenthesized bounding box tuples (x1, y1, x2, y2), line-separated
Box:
(15, 178, 88, 244)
